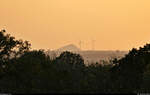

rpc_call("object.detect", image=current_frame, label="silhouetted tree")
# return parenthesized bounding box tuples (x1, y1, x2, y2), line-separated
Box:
(55, 51, 84, 66)
(110, 43, 150, 93)
(0, 29, 31, 93)
(0, 29, 31, 64)
(140, 64, 150, 93)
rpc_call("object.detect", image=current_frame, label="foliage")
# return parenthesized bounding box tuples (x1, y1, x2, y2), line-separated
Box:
(110, 44, 150, 93)
(1, 30, 150, 93)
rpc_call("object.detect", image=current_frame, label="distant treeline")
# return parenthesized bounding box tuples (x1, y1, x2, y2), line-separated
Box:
(0, 29, 150, 94)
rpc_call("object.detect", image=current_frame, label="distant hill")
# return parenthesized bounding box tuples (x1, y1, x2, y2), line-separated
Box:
(46, 44, 128, 64)
(56, 44, 81, 52)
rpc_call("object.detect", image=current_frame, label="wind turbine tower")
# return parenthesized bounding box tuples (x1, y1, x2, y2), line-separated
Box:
(79, 40, 82, 50)
(92, 39, 95, 50)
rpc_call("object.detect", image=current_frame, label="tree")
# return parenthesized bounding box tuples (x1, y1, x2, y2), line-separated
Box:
(0, 29, 32, 93)
(13, 50, 51, 93)
(110, 44, 150, 93)
(0, 29, 31, 80)
(55, 51, 84, 66)
(140, 64, 150, 93)
(0, 29, 31, 64)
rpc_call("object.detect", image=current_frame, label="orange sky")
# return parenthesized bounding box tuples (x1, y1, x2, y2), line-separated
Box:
(0, 0, 150, 50)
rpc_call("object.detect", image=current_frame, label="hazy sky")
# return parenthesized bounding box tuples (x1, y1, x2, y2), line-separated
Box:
(0, 0, 150, 50)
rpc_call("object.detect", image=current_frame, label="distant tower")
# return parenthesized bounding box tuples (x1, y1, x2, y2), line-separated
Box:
(91, 39, 95, 50)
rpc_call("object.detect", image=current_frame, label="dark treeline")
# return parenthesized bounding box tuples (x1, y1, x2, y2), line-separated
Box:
(0, 30, 150, 94)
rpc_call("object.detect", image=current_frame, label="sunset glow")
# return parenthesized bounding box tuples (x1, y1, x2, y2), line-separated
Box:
(0, 0, 150, 50)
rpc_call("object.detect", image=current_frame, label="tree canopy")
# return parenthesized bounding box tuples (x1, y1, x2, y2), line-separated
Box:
(0, 29, 150, 94)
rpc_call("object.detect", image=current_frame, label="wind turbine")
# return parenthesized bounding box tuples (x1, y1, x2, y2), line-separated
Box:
(91, 39, 95, 50)
(79, 40, 82, 50)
